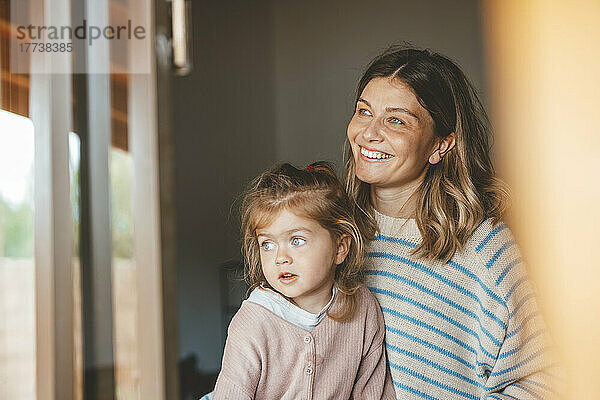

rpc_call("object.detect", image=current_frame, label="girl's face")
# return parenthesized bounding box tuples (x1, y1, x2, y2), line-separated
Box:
(347, 77, 438, 190)
(256, 208, 349, 313)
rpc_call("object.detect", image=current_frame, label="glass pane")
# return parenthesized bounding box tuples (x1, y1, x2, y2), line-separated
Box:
(0, 109, 36, 400)
(107, 1, 138, 397)
(109, 0, 136, 390)
(110, 147, 139, 400)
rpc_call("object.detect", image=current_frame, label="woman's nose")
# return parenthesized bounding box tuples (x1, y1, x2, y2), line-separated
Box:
(361, 118, 384, 142)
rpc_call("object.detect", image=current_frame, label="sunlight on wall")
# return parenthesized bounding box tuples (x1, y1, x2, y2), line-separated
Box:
(483, 1, 600, 398)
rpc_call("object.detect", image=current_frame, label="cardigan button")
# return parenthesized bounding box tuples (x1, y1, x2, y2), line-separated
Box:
(305, 366, 313, 375)
(303, 336, 311, 343)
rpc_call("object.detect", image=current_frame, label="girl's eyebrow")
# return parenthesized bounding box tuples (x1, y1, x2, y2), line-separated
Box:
(257, 227, 313, 237)
(357, 98, 420, 120)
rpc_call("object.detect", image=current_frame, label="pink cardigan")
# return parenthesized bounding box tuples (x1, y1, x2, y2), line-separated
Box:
(213, 285, 395, 399)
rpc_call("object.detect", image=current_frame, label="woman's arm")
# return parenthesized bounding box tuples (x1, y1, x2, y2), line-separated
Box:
(484, 274, 561, 398)
(482, 229, 562, 399)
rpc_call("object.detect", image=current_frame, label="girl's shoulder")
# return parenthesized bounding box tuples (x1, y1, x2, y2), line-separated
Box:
(350, 285, 387, 342)
(227, 300, 279, 337)
(230, 297, 318, 338)
(355, 284, 379, 304)
(352, 285, 386, 321)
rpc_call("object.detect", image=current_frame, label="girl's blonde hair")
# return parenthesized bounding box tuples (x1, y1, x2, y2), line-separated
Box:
(241, 161, 364, 322)
(346, 45, 510, 262)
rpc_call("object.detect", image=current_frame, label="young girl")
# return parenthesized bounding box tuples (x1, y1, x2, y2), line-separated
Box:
(211, 162, 395, 399)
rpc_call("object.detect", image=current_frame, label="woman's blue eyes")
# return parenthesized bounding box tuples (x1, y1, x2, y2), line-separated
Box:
(357, 108, 403, 125)
(291, 237, 306, 246)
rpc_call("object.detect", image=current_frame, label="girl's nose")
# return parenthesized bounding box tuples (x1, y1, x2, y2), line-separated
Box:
(275, 247, 291, 265)
(361, 118, 384, 143)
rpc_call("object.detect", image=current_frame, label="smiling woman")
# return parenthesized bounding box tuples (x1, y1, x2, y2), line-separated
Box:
(346, 47, 507, 262)
(344, 46, 561, 399)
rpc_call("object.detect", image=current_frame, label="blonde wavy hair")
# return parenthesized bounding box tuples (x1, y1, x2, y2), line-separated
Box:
(241, 161, 364, 321)
(345, 45, 510, 262)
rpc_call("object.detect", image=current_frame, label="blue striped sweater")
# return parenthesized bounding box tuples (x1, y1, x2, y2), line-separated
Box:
(366, 210, 559, 399)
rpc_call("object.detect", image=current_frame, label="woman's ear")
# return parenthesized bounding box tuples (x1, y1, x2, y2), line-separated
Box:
(429, 132, 456, 165)
(335, 234, 351, 265)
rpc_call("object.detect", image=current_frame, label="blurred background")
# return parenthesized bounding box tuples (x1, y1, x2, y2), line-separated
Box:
(0, 0, 598, 399)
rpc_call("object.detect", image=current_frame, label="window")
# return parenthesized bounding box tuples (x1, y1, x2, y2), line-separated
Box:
(0, 109, 36, 400)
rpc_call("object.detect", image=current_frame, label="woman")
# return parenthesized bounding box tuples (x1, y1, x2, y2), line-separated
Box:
(346, 46, 559, 399)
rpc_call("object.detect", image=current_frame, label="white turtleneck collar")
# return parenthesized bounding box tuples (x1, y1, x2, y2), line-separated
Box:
(246, 285, 337, 332)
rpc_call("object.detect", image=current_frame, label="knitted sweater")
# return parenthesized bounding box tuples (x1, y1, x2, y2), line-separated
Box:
(366, 211, 559, 399)
(213, 285, 396, 399)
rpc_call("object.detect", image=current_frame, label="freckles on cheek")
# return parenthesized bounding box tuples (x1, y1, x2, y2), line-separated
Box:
(347, 118, 361, 140)
(391, 136, 412, 155)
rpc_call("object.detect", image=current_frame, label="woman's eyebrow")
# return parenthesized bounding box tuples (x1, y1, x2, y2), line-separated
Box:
(385, 106, 419, 120)
(357, 98, 371, 107)
(357, 98, 419, 120)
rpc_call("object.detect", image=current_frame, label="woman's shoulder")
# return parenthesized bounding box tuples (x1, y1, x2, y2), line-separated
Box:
(467, 218, 520, 259)
(463, 218, 527, 296)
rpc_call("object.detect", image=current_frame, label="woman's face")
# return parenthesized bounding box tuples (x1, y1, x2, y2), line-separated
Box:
(347, 77, 438, 190)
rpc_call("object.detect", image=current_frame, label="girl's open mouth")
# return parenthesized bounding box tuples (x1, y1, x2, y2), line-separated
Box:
(278, 273, 297, 283)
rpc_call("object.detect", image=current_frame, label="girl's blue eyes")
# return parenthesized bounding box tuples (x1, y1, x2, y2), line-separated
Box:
(357, 108, 371, 116)
(262, 242, 275, 251)
(260, 237, 306, 250)
(388, 117, 403, 124)
(291, 237, 306, 246)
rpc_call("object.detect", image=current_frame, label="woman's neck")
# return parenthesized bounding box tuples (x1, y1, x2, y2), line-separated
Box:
(371, 181, 421, 218)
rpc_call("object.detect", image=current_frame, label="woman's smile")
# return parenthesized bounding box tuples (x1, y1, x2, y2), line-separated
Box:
(360, 146, 394, 161)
